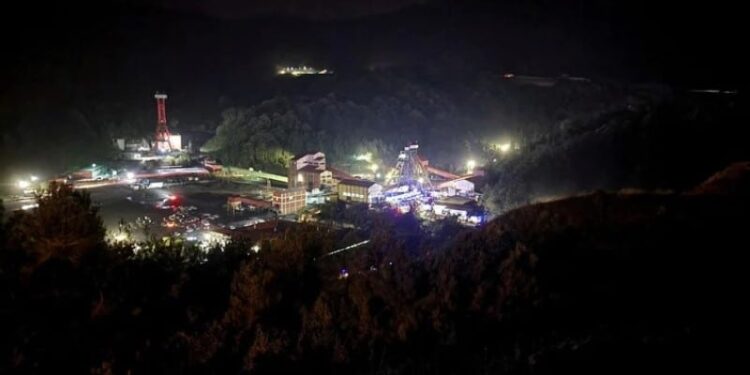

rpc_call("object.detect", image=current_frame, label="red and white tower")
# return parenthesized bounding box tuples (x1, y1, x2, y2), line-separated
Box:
(154, 92, 172, 152)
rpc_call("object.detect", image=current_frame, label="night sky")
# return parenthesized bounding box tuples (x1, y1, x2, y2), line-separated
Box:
(156, 0, 427, 19)
(2, 0, 742, 86)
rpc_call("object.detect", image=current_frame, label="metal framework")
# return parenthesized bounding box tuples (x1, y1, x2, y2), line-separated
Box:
(388, 143, 433, 189)
(154, 93, 172, 152)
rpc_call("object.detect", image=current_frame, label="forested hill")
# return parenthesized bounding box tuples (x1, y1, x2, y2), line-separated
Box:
(1, 0, 743, 177)
(1, 165, 746, 372)
(482, 89, 749, 213)
(201, 71, 635, 174)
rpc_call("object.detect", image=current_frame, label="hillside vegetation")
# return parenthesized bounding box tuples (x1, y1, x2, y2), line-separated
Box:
(1, 165, 746, 373)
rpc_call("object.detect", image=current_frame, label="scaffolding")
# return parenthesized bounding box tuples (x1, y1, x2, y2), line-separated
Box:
(387, 143, 432, 190)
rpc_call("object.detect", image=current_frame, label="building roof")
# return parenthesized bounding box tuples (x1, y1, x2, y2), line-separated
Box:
(437, 196, 474, 205)
(271, 186, 306, 195)
(339, 178, 377, 188)
(328, 165, 353, 179)
(299, 165, 325, 173)
(436, 198, 482, 214)
(223, 220, 300, 242)
(292, 151, 325, 160)
(227, 196, 273, 208)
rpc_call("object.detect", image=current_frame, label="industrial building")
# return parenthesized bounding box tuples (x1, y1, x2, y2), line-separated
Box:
(289, 152, 328, 190)
(227, 196, 273, 213)
(337, 178, 383, 205)
(277, 66, 333, 76)
(436, 178, 475, 196)
(272, 187, 307, 215)
(432, 197, 484, 225)
(294, 165, 334, 191)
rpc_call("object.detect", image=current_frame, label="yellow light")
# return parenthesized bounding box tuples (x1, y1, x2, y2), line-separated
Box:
(354, 152, 372, 162)
(498, 143, 511, 153)
(113, 232, 128, 242)
(370, 164, 379, 172)
(417, 177, 424, 184)
(297, 173, 304, 183)
(17, 180, 30, 189)
(466, 160, 476, 172)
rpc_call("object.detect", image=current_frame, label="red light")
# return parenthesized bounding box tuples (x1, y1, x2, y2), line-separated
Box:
(168, 195, 177, 200)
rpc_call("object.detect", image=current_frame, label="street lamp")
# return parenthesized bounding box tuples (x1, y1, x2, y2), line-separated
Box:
(17, 180, 30, 189)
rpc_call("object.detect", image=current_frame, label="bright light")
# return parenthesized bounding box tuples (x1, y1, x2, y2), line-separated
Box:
(498, 143, 512, 153)
(126, 171, 135, 179)
(339, 268, 349, 279)
(168, 195, 177, 201)
(354, 152, 373, 162)
(17, 180, 30, 189)
(370, 164, 379, 172)
(91, 163, 97, 167)
(251, 244, 261, 253)
(30, 175, 39, 182)
(467, 160, 476, 172)
(297, 173, 304, 183)
(417, 177, 424, 184)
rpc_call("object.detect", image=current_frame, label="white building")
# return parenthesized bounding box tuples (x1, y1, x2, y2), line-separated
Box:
(337, 179, 383, 205)
(440, 179, 475, 196)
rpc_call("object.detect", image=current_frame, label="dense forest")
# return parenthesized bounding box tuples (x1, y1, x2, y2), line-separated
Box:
(200, 72, 633, 175)
(2, 0, 743, 179)
(1, 167, 746, 373)
(481, 89, 749, 212)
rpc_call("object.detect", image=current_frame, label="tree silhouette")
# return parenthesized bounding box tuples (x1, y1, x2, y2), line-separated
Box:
(5, 182, 105, 272)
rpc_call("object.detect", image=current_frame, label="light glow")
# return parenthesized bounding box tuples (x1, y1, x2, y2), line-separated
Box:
(354, 152, 373, 162)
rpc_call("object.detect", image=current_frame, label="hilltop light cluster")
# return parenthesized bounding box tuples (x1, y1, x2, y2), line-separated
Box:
(277, 66, 333, 76)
